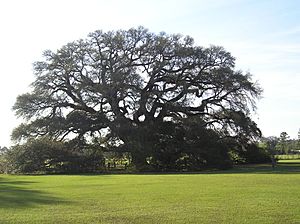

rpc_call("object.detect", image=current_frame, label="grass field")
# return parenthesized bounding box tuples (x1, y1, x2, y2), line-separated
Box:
(276, 154, 300, 160)
(1, 162, 300, 224)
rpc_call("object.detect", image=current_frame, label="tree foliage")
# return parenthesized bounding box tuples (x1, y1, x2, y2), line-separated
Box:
(0, 146, 9, 173)
(3, 138, 104, 174)
(12, 27, 262, 171)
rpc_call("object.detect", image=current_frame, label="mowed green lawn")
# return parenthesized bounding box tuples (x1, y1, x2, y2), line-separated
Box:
(1, 163, 300, 224)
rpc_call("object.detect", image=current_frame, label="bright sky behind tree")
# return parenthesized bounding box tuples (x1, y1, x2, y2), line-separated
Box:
(0, 0, 299, 146)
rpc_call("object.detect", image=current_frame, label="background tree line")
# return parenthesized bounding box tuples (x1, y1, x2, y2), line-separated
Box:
(261, 130, 300, 156)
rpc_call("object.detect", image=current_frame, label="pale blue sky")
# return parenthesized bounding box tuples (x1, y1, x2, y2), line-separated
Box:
(0, 0, 299, 146)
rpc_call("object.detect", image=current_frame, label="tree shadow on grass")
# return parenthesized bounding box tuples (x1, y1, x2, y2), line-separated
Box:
(130, 163, 300, 175)
(0, 177, 68, 209)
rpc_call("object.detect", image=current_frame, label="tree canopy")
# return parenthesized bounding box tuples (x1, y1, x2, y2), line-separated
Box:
(12, 27, 262, 171)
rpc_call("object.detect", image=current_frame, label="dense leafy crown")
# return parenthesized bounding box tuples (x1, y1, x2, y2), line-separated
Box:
(13, 27, 261, 146)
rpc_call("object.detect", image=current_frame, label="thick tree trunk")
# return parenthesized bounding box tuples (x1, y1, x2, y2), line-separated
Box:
(131, 151, 149, 171)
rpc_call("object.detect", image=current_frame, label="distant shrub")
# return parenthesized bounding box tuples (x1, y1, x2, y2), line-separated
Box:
(4, 138, 104, 174)
(0, 155, 8, 173)
(0, 147, 11, 173)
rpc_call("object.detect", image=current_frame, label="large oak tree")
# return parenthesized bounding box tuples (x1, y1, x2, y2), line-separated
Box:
(12, 27, 262, 170)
